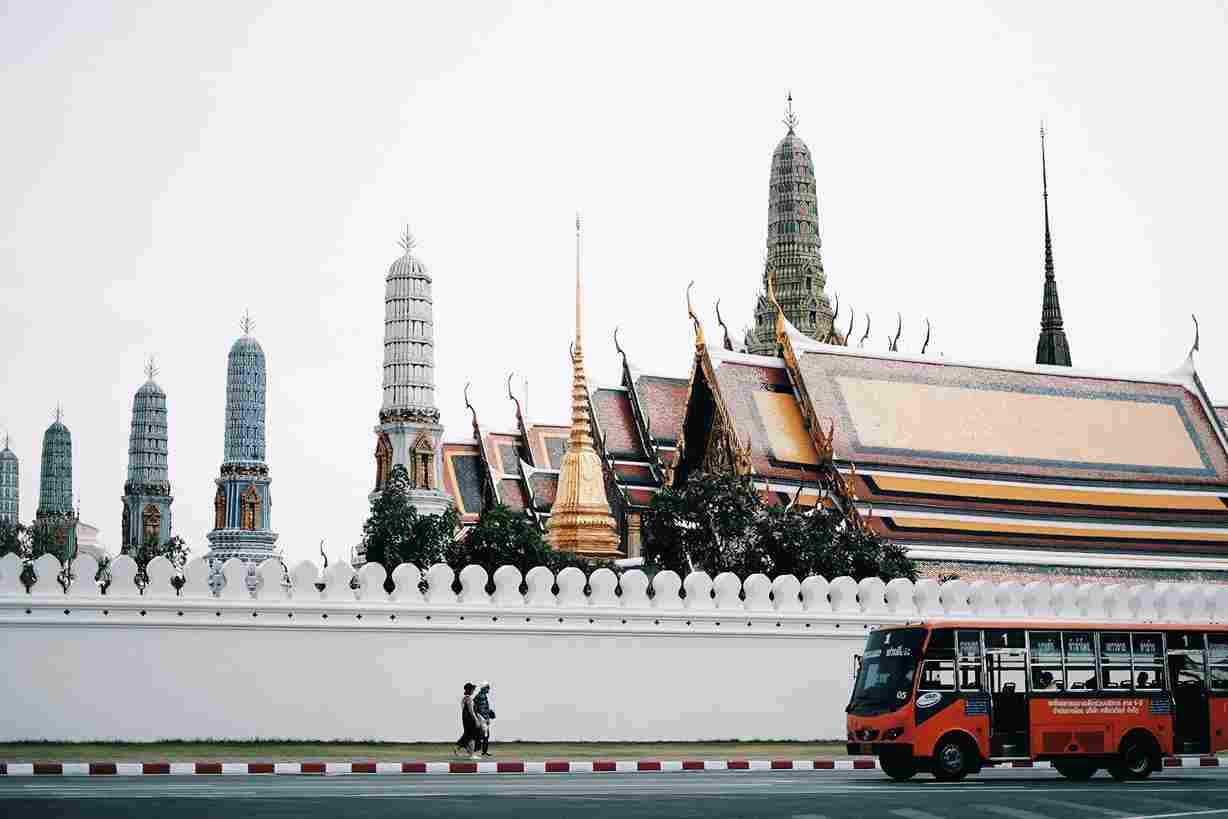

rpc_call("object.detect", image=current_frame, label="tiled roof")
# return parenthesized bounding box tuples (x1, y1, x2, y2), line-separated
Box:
(592, 388, 647, 459)
(789, 344, 1228, 486)
(527, 424, 569, 470)
(707, 353, 822, 484)
(631, 373, 687, 446)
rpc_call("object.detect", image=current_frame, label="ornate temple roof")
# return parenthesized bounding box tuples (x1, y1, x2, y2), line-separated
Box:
(38, 410, 73, 517)
(746, 95, 834, 355)
(223, 319, 268, 467)
(126, 361, 170, 494)
(380, 229, 439, 422)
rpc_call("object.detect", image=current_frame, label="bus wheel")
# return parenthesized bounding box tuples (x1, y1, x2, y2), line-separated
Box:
(1053, 759, 1098, 780)
(879, 753, 917, 782)
(1109, 737, 1156, 781)
(932, 735, 974, 782)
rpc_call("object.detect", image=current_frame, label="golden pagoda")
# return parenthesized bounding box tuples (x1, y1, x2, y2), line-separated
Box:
(545, 215, 622, 558)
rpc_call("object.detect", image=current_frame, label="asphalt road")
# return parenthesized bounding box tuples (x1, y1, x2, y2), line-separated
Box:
(4, 768, 1228, 818)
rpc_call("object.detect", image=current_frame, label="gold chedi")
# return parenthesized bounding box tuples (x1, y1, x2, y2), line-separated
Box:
(545, 215, 621, 558)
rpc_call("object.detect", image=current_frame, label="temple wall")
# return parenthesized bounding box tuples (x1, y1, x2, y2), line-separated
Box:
(3, 552, 1228, 743)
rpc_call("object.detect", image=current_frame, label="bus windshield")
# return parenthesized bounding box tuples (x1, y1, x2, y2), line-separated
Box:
(847, 627, 927, 716)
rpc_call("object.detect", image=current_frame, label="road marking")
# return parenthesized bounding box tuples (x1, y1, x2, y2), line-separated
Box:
(1030, 797, 1127, 816)
(1117, 811, 1228, 819)
(978, 806, 1055, 819)
(890, 809, 948, 819)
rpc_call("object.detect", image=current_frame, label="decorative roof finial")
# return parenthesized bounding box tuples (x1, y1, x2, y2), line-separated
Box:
(715, 300, 734, 351)
(240, 310, 255, 336)
(1191, 313, 1201, 358)
(54, 404, 64, 424)
(686, 281, 705, 347)
(783, 91, 799, 134)
(2, 431, 9, 451)
(921, 318, 932, 355)
(574, 212, 582, 351)
(507, 372, 524, 424)
(397, 225, 416, 254)
(889, 313, 902, 352)
(145, 355, 158, 381)
(859, 314, 871, 348)
(1035, 122, 1072, 366)
(463, 382, 480, 442)
(828, 293, 840, 342)
(319, 540, 328, 571)
(613, 326, 630, 372)
(845, 307, 855, 347)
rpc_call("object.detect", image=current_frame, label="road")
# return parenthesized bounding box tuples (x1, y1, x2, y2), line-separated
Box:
(4, 768, 1228, 818)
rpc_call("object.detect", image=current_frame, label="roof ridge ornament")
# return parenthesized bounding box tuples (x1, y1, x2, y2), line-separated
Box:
(506, 372, 525, 425)
(463, 382, 481, 442)
(715, 300, 734, 351)
(888, 313, 902, 352)
(686, 281, 705, 348)
(2, 431, 9, 451)
(398, 225, 416, 254)
(54, 404, 64, 424)
(921, 318, 932, 355)
(766, 267, 785, 347)
(145, 355, 158, 381)
(1191, 313, 1201, 358)
(859, 313, 871, 348)
(783, 91, 799, 134)
(613, 326, 630, 371)
(844, 307, 854, 347)
(240, 310, 255, 336)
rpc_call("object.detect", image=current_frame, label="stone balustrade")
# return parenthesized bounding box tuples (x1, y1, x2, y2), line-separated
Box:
(2, 551, 1226, 624)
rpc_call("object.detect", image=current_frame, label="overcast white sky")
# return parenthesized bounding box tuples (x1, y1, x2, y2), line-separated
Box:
(2, 1, 1226, 566)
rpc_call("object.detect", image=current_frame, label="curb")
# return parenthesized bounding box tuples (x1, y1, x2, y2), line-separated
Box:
(0, 757, 1217, 776)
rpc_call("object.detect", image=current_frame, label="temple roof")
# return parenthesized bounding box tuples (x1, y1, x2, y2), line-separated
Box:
(782, 328, 1228, 487)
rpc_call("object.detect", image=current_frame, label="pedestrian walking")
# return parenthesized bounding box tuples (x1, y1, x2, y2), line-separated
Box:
(455, 682, 483, 759)
(474, 681, 496, 757)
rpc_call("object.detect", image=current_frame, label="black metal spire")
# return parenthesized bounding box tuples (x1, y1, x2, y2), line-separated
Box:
(1035, 124, 1072, 366)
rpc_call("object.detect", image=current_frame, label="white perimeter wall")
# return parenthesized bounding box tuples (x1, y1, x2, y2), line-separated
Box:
(2, 552, 1227, 742)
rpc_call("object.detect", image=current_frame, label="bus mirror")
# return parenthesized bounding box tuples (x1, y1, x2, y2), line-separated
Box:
(852, 654, 862, 680)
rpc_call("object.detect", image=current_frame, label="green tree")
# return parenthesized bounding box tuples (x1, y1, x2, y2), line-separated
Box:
(0, 519, 24, 558)
(642, 471, 915, 582)
(360, 464, 460, 570)
(641, 472, 764, 576)
(445, 504, 602, 578)
(128, 535, 192, 588)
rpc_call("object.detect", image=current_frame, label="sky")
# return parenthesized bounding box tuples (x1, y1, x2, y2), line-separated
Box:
(2, 1, 1226, 567)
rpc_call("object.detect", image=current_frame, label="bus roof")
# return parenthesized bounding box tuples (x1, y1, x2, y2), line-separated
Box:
(876, 619, 1228, 632)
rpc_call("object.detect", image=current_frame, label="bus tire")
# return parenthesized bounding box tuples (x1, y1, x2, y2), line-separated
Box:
(879, 753, 917, 782)
(1053, 759, 1098, 780)
(932, 734, 976, 782)
(1109, 734, 1158, 781)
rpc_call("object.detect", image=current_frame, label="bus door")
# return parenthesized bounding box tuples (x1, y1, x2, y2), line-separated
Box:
(984, 629, 1029, 756)
(1168, 631, 1209, 754)
(1207, 634, 1228, 753)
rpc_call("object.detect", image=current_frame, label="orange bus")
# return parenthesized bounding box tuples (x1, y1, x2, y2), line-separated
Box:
(846, 619, 1228, 781)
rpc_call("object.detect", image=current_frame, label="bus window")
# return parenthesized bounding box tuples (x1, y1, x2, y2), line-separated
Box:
(1170, 653, 1206, 690)
(957, 631, 982, 660)
(1031, 665, 1064, 691)
(919, 659, 956, 691)
(959, 664, 984, 691)
(1169, 632, 1206, 652)
(1133, 633, 1164, 660)
(1209, 634, 1228, 691)
(1135, 666, 1166, 691)
(957, 630, 983, 691)
(1064, 631, 1096, 690)
(1102, 666, 1133, 690)
(1100, 632, 1131, 664)
(985, 629, 1025, 651)
(927, 629, 956, 658)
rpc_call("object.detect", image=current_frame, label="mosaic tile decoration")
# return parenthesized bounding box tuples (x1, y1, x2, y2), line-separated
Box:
(712, 359, 821, 482)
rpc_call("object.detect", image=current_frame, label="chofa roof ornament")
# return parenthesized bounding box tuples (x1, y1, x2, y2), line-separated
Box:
(921, 318, 932, 355)
(715, 300, 734, 351)
(686, 281, 705, 348)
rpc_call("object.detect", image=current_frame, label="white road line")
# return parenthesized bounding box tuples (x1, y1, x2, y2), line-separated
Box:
(1030, 797, 1127, 816)
(890, 809, 948, 819)
(978, 805, 1056, 819)
(1118, 811, 1228, 819)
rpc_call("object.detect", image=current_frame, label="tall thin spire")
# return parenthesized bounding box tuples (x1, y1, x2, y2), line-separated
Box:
(1035, 124, 1072, 367)
(546, 214, 620, 558)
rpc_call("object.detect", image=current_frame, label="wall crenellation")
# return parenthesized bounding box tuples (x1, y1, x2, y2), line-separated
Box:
(3, 551, 1228, 625)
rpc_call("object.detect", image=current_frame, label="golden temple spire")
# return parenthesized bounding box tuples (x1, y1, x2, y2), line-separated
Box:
(545, 214, 621, 558)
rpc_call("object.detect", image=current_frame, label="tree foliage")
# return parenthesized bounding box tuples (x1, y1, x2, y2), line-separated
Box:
(360, 464, 461, 570)
(445, 504, 601, 577)
(642, 471, 916, 582)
